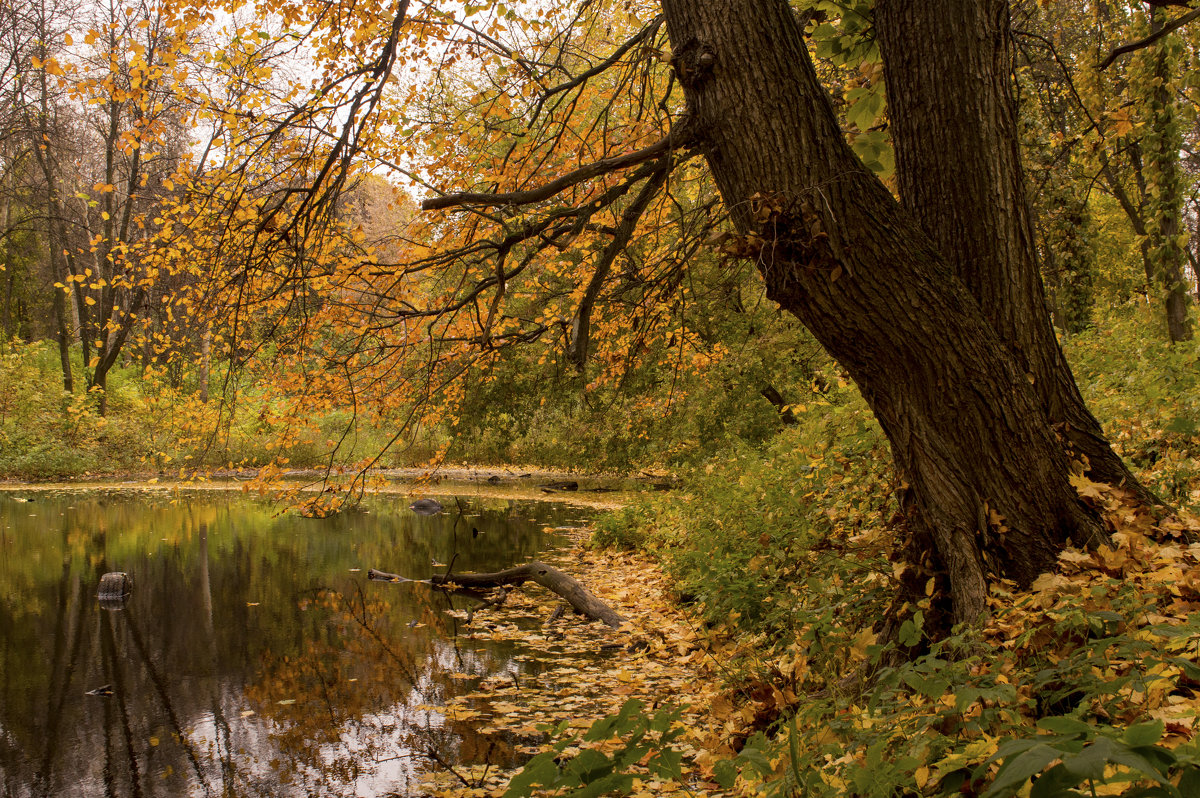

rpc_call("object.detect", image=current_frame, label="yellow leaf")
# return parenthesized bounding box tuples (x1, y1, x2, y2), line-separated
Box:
(1069, 472, 1106, 501)
(1112, 107, 1134, 137)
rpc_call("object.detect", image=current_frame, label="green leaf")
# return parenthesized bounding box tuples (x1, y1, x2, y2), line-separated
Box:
(565, 772, 634, 798)
(1165, 416, 1197, 435)
(1123, 721, 1165, 748)
(899, 620, 921, 647)
(713, 758, 739, 789)
(1178, 766, 1200, 796)
(737, 744, 773, 778)
(505, 752, 561, 796)
(1029, 764, 1083, 798)
(1036, 717, 1094, 738)
(984, 744, 1065, 797)
(1105, 746, 1172, 785)
(565, 748, 612, 782)
(649, 747, 684, 780)
(902, 671, 950, 700)
(1062, 736, 1121, 780)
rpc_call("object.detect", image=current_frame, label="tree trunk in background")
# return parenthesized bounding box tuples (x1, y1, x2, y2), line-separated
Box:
(875, 0, 1148, 497)
(199, 326, 212, 403)
(0, 192, 14, 340)
(659, 0, 1104, 626)
(44, 225, 74, 395)
(1143, 11, 1193, 343)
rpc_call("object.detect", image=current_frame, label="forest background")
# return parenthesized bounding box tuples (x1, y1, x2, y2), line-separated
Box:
(3, 0, 1200, 794)
(0, 0, 1197, 496)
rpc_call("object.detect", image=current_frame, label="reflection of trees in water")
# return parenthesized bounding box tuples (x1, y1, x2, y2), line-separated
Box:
(0, 492, 582, 796)
(242, 575, 523, 795)
(28, 527, 89, 798)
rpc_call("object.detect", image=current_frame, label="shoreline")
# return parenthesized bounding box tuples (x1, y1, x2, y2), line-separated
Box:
(0, 464, 678, 510)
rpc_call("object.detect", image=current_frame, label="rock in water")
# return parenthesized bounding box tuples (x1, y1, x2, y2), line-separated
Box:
(97, 572, 132, 608)
(409, 498, 444, 516)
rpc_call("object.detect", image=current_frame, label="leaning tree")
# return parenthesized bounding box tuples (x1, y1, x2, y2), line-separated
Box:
(418, 0, 1166, 626)
(204, 0, 1183, 626)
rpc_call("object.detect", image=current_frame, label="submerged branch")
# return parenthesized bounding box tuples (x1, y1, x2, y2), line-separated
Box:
(370, 561, 625, 629)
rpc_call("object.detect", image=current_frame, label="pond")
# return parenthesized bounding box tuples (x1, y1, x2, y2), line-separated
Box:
(0, 486, 599, 797)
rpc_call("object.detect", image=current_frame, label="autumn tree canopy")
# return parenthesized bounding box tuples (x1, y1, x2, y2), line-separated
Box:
(4, 0, 1200, 620)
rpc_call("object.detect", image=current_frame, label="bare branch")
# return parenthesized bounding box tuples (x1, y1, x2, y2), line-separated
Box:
(1099, 6, 1200, 70)
(420, 129, 692, 211)
(568, 161, 670, 370)
(529, 16, 664, 124)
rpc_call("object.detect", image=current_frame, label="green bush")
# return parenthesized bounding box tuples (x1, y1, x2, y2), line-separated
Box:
(1065, 305, 1200, 508)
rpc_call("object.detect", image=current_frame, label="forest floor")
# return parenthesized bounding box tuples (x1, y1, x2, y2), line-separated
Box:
(414, 528, 750, 798)
(414, 480, 1200, 798)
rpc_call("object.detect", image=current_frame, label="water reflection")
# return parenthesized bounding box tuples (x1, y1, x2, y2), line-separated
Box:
(0, 490, 582, 797)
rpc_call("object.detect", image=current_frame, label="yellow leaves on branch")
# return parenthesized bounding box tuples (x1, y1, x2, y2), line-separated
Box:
(1110, 106, 1136, 138)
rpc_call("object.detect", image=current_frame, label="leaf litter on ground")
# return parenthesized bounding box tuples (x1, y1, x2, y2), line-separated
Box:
(415, 528, 749, 797)
(416, 482, 1200, 797)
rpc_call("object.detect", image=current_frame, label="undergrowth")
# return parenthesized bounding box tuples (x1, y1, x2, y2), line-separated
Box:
(0, 340, 409, 479)
(538, 313, 1200, 797)
(1065, 305, 1200, 509)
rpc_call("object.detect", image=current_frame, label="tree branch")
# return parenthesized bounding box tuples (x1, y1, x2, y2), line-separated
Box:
(568, 162, 670, 370)
(420, 129, 691, 211)
(529, 16, 664, 125)
(370, 561, 625, 629)
(1099, 7, 1200, 70)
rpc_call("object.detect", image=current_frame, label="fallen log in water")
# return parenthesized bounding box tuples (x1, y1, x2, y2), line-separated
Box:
(368, 561, 624, 629)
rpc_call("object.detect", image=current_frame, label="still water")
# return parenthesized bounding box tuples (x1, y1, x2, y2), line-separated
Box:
(0, 488, 589, 797)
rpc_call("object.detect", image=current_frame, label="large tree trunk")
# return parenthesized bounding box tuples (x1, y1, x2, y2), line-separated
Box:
(659, 0, 1104, 625)
(875, 0, 1149, 497)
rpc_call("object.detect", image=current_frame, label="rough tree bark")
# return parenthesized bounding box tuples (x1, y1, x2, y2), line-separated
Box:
(659, 0, 1105, 625)
(875, 0, 1149, 496)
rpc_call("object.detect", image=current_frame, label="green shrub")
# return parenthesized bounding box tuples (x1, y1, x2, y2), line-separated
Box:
(1065, 305, 1200, 508)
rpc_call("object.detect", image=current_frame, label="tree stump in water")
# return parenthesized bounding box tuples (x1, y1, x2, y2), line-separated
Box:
(97, 572, 132, 609)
